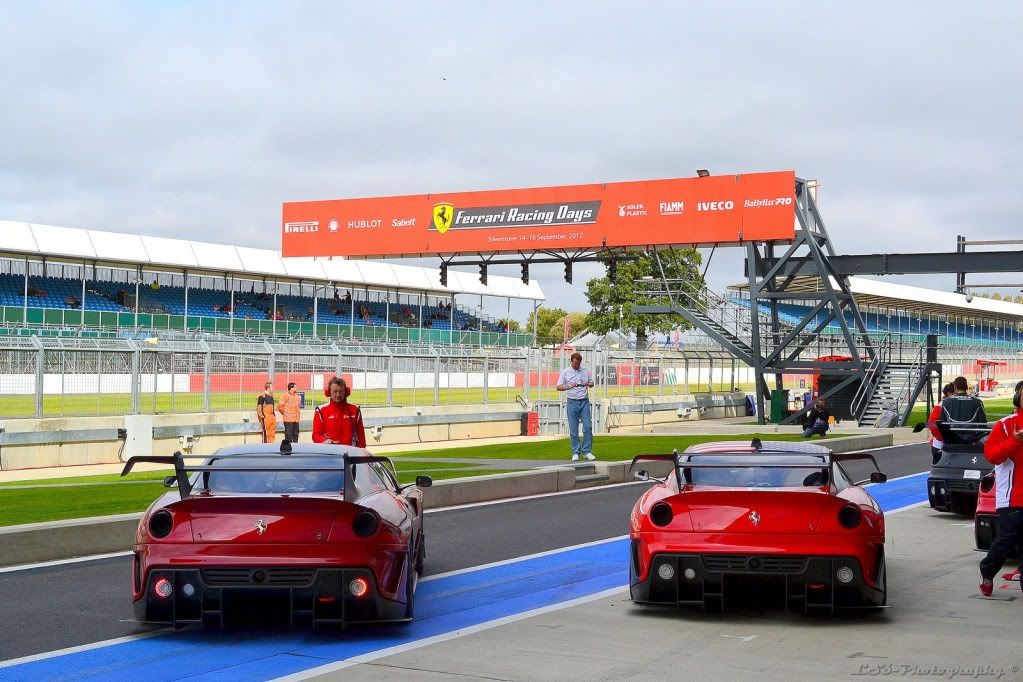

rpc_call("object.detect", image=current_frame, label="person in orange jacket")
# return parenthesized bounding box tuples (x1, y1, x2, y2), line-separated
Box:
(256, 381, 277, 443)
(277, 382, 302, 442)
(312, 377, 367, 448)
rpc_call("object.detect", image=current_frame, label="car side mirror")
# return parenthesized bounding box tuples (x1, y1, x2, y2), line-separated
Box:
(415, 475, 433, 488)
(163, 475, 176, 488)
(869, 472, 888, 484)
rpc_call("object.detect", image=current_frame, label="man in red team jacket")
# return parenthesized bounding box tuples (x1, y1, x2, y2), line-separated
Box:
(312, 377, 367, 448)
(979, 380, 1023, 596)
(927, 383, 955, 461)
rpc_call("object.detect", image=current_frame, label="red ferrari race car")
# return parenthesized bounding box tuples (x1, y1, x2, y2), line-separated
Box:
(629, 440, 888, 613)
(122, 440, 431, 628)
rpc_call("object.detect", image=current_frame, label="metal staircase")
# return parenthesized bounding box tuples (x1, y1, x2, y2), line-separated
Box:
(850, 338, 933, 426)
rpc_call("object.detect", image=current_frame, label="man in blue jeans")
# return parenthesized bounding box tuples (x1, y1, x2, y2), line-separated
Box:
(557, 352, 596, 462)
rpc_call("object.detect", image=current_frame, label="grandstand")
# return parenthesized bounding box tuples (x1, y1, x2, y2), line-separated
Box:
(0, 221, 543, 345)
(729, 275, 1023, 348)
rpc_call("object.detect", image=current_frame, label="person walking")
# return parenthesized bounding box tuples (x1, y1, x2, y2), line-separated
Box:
(927, 383, 955, 461)
(556, 352, 595, 462)
(978, 380, 1023, 596)
(256, 381, 277, 443)
(312, 377, 367, 448)
(278, 382, 302, 442)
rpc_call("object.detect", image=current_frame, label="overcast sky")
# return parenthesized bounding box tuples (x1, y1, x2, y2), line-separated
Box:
(2, 2, 1021, 323)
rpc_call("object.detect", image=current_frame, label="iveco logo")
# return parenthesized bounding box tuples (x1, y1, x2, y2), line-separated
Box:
(748, 511, 761, 526)
(255, 519, 267, 535)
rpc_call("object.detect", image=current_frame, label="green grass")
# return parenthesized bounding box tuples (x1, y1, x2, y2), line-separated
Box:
(385, 433, 824, 462)
(0, 384, 749, 418)
(0, 461, 522, 527)
(905, 396, 1015, 426)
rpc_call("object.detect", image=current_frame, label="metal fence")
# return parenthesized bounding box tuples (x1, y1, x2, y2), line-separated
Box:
(2, 332, 1018, 420)
(0, 335, 755, 419)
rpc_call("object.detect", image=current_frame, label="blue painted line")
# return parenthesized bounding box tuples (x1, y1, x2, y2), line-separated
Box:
(0, 473, 929, 682)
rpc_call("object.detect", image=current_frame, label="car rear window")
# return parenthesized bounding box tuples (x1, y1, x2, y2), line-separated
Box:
(681, 454, 829, 488)
(203, 455, 344, 494)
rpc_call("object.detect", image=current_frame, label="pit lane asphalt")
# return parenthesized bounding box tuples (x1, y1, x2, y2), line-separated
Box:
(0, 442, 931, 662)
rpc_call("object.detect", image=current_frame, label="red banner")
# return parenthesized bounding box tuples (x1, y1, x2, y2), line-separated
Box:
(281, 171, 796, 258)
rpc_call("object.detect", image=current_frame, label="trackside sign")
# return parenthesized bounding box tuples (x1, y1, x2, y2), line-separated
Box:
(281, 170, 796, 258)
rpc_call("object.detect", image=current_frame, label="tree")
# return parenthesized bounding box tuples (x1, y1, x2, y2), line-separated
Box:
(526, 307, 589, 345)
(585, 249, 703, 349)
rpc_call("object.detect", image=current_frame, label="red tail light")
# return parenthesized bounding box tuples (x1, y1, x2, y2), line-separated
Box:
(153, 577, 173, 599)
(348, 577, 369, 598)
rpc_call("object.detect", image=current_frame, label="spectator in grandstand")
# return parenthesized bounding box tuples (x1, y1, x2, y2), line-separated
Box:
(978, 380, 1023, 596)
(64, 294, 80, 308)
(150, 279, 160, 291)
(312, 377, 366, 447)
(278, 382, 302, 442)
(342, 291, 352, 305)
(256, 382, 277, 443)
(800, 399, 831, 439)
(27, 285, 46, 298)
(557, 352, 596, 462)
(927, 383, 956, 460)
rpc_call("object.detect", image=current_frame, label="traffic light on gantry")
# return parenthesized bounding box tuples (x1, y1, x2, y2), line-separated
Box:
(520, 261, 529, 284)
(564, 261, 573, 284)
(439, 262, 448, 287)
(479, 263, 488, 285)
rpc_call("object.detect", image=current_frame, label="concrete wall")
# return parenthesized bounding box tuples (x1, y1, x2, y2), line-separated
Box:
(605, 391, 747, 429)
(0, 403, 523, 470)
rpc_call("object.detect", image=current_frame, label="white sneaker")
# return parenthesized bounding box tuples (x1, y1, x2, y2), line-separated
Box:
(571, 454, 580, 462)
(584, 452, 596, 461)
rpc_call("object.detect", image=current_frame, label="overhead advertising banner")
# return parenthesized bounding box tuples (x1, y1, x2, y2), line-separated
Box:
(281, 170, 796, 258)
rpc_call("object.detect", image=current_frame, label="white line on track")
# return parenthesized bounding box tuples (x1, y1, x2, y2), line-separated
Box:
(0, 629, 172, 670)
(0, 550, 132, 574)
(423, 479, 647, 514)
(272, 585, 630, 681)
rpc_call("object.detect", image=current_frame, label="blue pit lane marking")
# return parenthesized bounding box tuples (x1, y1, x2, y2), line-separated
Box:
(0, 475, 929, 682)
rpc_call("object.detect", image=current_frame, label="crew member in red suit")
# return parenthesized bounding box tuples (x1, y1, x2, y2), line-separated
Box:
(979, 380, 1023, 596)
(312, 377, 367, 448)
(927, 383, 955, 461)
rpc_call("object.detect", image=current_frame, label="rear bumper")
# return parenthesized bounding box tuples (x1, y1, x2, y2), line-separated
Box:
(630, 548, 885, 612)
(133, 566, 409, 627)
(928, 471, 984, 512)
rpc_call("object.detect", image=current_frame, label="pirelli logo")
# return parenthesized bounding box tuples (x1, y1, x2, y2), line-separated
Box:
(429, 201, 601, 232)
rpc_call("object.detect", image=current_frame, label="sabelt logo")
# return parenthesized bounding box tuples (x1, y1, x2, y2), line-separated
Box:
(659, 201, 684, 215)
(744, 197, 793, 208)
(284, 221, 319, 234)
(696, 200, 734, 212)
(429, 200, 600, 232)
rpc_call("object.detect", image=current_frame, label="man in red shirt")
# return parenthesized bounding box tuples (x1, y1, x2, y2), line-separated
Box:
(312, 377, 367, 448)
(979, 380, 1023, 596)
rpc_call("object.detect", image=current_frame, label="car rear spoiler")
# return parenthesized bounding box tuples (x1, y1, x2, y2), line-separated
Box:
(121, 447, 395, 500)
(629, 450, 888, 489)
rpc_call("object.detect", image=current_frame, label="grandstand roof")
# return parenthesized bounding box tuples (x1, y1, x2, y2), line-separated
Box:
(0, 220, 545, 301)
(731, 275, 1023, 321)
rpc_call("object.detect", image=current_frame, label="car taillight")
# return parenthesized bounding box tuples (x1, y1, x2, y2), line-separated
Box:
(153, 577, 173, 599)
(149, 510, 173, 538)
(838, 504, 862, 529)
(348, 577, 369, 598)
(353, 510, 379, 537)
(650, 502, 673, 527)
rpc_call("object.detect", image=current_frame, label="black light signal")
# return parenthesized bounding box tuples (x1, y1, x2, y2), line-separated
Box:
(564, 261, 573, 284)
(520, 261, 529, 284)
(479, 263, 488, 285)
(439, 263, 448, 287)
(607, 259, 618, 281)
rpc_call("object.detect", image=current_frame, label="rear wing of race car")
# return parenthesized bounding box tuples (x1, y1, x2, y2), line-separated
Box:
(629, 450, 888, 489)
(912, 420, 994, 445)
(121, 447, 396, 500)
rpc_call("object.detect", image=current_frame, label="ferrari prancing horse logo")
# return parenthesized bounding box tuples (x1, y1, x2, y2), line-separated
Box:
(255, 519, 267, 535)
(433, 202, 454, 233)
(748, 511, 761, 526)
